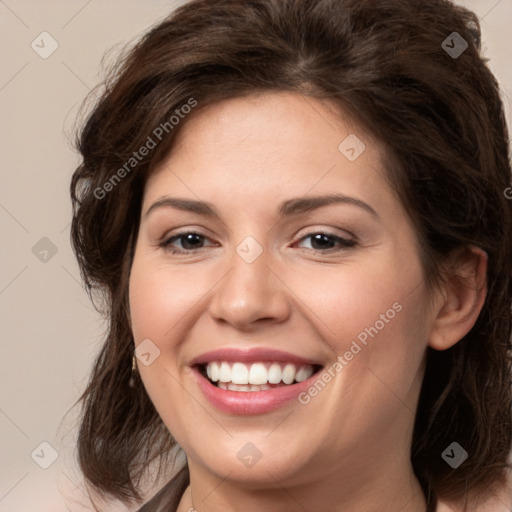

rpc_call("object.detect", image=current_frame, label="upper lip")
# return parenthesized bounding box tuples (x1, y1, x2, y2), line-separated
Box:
(189, 348, 323, 367)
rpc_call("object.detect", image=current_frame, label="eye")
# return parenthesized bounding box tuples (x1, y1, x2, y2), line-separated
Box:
(295, 232, 356, 252)
(160, 231, 218, 254)
(160, 230, 356, 255)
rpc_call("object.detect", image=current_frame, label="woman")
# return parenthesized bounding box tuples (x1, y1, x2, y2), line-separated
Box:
(70, 0, 512, 510)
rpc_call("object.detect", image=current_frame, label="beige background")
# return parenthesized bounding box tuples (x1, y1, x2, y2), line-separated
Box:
(1, 1, 511, 510)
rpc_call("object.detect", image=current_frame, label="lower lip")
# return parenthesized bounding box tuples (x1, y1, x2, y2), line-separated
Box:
(192, 366, 320, 415)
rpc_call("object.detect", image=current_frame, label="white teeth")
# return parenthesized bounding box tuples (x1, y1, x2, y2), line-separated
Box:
(282, 363, 296, 384)
(295, 365, 314, 382)
(231, 362, 249, 384)
(210, 362, 219, 382)
(226, 383, 270, 392)
(219, 362, 231, 382)
(268, 363, 282, 384)
(204, 361, 317, 387)
(249, 363, 268, 385)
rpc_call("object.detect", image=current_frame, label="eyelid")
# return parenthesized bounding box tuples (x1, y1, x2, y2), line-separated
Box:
(159, 225, 215, 244)
(292, 231, 356, 251)
(294, 225, 356, 243)
(160, 228, 357, 255)
(160, 230, 218, 249)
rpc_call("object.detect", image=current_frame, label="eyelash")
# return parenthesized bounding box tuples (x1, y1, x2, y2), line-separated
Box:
(160, 230, 356, 255)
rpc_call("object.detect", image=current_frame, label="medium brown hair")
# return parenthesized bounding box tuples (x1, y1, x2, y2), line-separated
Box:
(70, 0, 512, 509)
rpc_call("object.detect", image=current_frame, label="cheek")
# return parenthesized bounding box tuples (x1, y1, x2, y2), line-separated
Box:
(300, 248, 425, 340)
(297, 243, 429, 390)
(128, 254, 202, 429)
(129, 256, 201, 345)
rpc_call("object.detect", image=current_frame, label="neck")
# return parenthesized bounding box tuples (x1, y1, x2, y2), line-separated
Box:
(177, 458, 428, 512)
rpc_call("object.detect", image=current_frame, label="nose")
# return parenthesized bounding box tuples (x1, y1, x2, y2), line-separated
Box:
(208, 244, 291, 331)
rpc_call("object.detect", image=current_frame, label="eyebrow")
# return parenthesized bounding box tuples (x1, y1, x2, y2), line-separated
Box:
(145, 193, 379, 219)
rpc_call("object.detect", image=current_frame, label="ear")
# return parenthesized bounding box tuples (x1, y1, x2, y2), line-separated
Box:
(428, 246, 488, 351)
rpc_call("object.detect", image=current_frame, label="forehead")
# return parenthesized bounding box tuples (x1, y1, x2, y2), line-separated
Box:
(143, 91, 398, 219)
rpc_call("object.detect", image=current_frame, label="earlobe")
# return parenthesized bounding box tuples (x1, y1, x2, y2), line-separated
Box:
(428, 247, 488, 351)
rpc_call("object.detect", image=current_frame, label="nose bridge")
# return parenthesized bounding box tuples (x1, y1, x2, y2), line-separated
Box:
(208, 235, 290, 327)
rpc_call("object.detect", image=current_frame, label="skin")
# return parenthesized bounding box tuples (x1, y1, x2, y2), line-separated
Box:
(128, 91, 487, 512)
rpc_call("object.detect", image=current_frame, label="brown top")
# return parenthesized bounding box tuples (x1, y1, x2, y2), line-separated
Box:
(136, 466, 189, 512)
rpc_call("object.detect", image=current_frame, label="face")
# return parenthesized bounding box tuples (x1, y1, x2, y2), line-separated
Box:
(129, 92, 434, 490)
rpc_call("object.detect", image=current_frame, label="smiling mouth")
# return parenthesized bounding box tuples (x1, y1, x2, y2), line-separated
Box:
(198, 361, 323, 392)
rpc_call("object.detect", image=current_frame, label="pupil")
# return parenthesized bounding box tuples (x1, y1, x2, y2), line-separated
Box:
(183, 234, 202, 250)
(312, 234, 333, 249)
